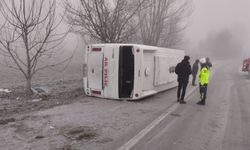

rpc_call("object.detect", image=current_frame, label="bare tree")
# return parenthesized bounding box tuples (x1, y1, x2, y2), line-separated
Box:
(0, 0, 67, 94)
(63, 0, 145, 43)
(161, 16, 186, 48)
(137, 0, 192, 48)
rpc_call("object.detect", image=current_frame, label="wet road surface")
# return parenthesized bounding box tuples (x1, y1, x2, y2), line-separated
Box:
(118, 60, 250, 150)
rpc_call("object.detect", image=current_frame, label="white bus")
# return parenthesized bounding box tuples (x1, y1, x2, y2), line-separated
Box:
(83, 44, 184, 100)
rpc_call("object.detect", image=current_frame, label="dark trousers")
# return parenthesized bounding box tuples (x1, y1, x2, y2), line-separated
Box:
(192, 73, 197, 85)
(199, 83, 208, 102)
(177, 82, 188, 100)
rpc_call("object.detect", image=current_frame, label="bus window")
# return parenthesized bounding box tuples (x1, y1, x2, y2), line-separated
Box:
(119, 46, 134, 98)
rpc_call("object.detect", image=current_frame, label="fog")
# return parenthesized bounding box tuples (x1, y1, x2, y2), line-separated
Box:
(186, 0, 250, 59)
(65, 0, 250, 60)
(1, 0, 250, 62)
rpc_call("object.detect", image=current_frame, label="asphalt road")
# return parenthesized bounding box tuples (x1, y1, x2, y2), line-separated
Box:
(119, 60, 250, 150)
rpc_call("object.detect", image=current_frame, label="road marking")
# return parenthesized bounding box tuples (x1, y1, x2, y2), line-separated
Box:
(118, 103, 178, 150)
(118, 86, 198, 150)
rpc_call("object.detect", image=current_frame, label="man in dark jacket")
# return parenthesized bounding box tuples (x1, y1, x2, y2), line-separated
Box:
(192, 59, 199, 86)
(175, 55, 192, 104)
(205, 57, 212, 70)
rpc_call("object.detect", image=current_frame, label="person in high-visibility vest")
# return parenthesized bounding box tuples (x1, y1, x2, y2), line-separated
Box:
(197, 62, 210, 105)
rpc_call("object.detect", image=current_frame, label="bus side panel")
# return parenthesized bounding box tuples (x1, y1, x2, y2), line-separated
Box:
(169, 56, 178, 82)
(142, 50, 155, 91)
(154, 56, 172, 86)
(154, 55, 180, 85)
(134, 48, 185, 99)
(148, 50, 184, 95)
(133, 46, 143, 99)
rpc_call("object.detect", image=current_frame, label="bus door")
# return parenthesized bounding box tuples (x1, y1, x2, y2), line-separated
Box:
(87, 49, 103, 92)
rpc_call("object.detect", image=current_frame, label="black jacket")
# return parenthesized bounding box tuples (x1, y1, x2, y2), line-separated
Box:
(175, 60, 192, 83)
(192, 61, 199, 75)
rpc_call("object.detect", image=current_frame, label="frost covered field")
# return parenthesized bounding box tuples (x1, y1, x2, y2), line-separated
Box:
(0, 49, 84, 115)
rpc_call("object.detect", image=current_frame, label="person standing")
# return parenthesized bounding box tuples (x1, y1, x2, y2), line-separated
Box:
(197, 63, 210, 105)
(205, 57, 212, 69)
(175, 55, 192, 104)
(192, 59, 199, 86)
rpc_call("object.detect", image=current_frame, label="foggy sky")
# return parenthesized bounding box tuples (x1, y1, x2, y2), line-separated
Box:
(186, 0, 250, 55)
(1, 0, 250, 57)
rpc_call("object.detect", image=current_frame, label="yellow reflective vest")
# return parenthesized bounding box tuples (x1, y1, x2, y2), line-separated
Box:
(198, 67, 210, 85)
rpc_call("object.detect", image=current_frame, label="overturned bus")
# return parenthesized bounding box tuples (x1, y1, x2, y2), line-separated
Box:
(83, 44, 184, 100)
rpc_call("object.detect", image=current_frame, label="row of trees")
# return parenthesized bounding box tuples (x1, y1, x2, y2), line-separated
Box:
(64, 0, 192, 47)
(0, 0, 192, 94)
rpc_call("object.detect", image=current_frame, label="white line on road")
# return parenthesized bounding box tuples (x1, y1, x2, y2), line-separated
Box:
(118, 86, 198, 150)
(118, 103, 178, 150)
